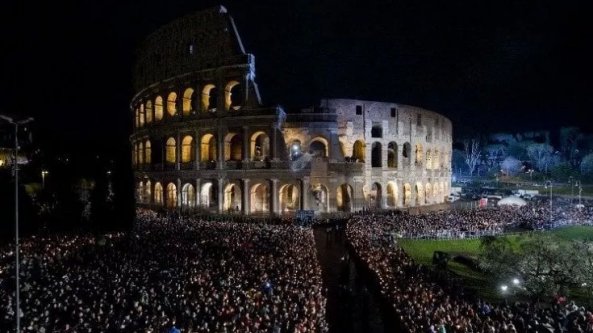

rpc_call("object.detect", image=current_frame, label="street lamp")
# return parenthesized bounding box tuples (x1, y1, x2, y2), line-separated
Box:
(545, 180, 553, 225)
(0, 114, 34, 333)
(41, 170, 48, 189)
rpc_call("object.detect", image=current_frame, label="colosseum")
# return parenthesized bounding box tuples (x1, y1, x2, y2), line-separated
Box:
(130, 6, 452, 215)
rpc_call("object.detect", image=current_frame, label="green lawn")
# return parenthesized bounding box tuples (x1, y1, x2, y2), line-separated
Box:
(398, 226, 593, 302)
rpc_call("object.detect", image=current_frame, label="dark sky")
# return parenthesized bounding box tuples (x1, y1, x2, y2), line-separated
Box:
(2, 0, 593, 153)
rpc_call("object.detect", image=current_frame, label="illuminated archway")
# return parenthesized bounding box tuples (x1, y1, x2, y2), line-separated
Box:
(155, 96, 163, 121)
(352, 140, 365, 162)
(403, 183, 412, 207)
(166, 137, 176, 164)
(137, 181, 144, 202)
(166, 183, 177, 208)
(200, 134, 217, 161)
(386, 181, 398, 208)
(224, 80, 241, 111)
(371, 142, 382, 167)
(200, 181, 216, 209)
(139, 103, 145, 127)
(182, 88, 194, 116)
(145, 101, 153, 123)
(181, 136, 194, 163)
(433, 150, 440, 170)
(250, 182, 269, 213)
(311, 184, 328, 212)
(201, 84, 217, 112)
(138, 142, 144, 165)
(181, 183, 195, 207)
(426, 149, 432, 169)
(154, 182, 163, 205)
(425, 183, 432, 204)
(223, 183, 242, 212)
(225, 133, 243, 161)
(289, 139, 302, 161)
(415, 182, 424, 206)
(402, 142, 411, 166)
(370, 183, 382, 208)
(251, 131, 270, 161)
(279, 184, 299, 213)
(388, 142, 397, 168)
(336, 183, 353, 212)
(144, 140, 151, 164)
(144, 180, 151, 204)
(415, 144, 423, 166)
(309, 137, 328, 157)
(167, 92, 177, 116)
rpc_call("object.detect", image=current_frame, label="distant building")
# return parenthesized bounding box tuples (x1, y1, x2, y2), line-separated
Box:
(130, 6, 452, 214)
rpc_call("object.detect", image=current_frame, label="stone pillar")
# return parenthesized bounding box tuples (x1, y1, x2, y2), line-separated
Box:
(301, 177, 310, 210)
(217, 178, 225, 213)
(270, 178, 279, 215)
(242, 178, 250, 215)
(176, 132, 181, 171)
(194, 130, 200, 170)
(271, 127, 278, 161)
(242, 126, 249, 163)
(195, 178, 201, 208)
(177, 178, 182, 208)
(397, 180, 404, 208)
(217, 128, 225, 170)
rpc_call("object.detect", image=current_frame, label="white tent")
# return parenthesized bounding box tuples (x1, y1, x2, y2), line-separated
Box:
(497, 196, 527, 207)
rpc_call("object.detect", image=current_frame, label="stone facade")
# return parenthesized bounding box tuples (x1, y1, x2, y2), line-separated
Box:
(131, 6, 452, 215)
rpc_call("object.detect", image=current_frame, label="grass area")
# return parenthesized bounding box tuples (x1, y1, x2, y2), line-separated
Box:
(399, 226, 593, 302)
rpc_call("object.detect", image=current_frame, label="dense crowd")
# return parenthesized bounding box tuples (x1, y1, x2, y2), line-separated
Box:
(346, 215, 593, 332)
(0, 210, 328, 332)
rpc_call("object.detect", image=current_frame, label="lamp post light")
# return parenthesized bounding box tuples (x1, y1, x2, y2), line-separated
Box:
(41, 170, 48, 189)
(1, 115, 34, 333)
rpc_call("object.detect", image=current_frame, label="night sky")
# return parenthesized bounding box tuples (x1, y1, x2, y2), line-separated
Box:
(3, 0, 593, 155)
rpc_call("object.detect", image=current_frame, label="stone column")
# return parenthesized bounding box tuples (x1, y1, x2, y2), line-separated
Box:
(301, 177, 310, 210)
(217, 127, 225, 170)
(195, 178, 201, 208)
(270, 178, 279, 215)
(177, 178, 182, 208)
(242, 178, 250, 215)
(271, 126, 278, 161)
(176, 132, 181, 171)
(194, 130, 200, 170)
(218, 178, 225, 213)
(242, 126, 250, 164)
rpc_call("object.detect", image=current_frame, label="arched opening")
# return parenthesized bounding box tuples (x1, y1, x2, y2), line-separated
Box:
(388, 142, 397, 168)
(225, 80, 241, 111)
(311, 184, 328, 212)
(181, 183, 195, 208)
(415, 144, 423, 166)
(155, 96, 163, 121)
(251, 131, 271, 161)
(133, 142, 138, 166)
(200, 182, 217, 209)
(165, 137, 176, 164)
(181, 136, 194, 163)
(144, 180, 151, 204)
(200, 134, 217, 162)
(309, 137, 328, 157)
(201, 84, 217, 112)
(182, 88, 194, 116)
(433, 150, 440, 170)
(279, 184, 299, 213)
(425, 183, 432, 204)
(225, 133, 243, 161)
(386, 182, 398, 208)
(289, 140, 302, 161)
(144, 140, 151, 164)
(403, 142, 411, 161)
(415, 182, 424, 206)
(138, 142, 144, 165)
(250, 183, 269, 213)
(223, 183, 242, 213)
(167, 92, 177, 116)
(403, 183, 412, 207)
(154, 182, 163, 205)
(139, 103, 145, 127)
(336, 184, 353, 212)
(135, 108, 139, 128)
(137, 181, 144, 202)
(353, 140, 365, 162)
(426, 149, 432, 169)
(371, 142, 382, 167)
(145, 101, 153, 123)
(370, 183, 382, 208)
(166, 183, 177, 208)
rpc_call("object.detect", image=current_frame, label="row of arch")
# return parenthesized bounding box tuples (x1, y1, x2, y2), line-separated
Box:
(134, 81, 242, 128)
(353, 140, 449, 170)
(136, 179, 449, 212)
(132, 131, 272, 165)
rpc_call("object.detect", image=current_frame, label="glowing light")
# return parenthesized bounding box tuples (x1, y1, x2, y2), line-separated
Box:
(512, 278, 520, 286)
(500, 285, 508, 292)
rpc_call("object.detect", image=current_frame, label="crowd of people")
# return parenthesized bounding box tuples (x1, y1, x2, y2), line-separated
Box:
(346, 214, 593, 332)
(0, 210, 328, 332)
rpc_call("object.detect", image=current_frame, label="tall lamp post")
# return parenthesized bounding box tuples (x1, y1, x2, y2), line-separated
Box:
(41, 170, 48, 189)
(0, 115, 34, 333)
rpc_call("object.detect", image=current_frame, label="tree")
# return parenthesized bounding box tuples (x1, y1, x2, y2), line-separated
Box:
(464, 139, 481, 176)
(501, 156, 522, 176)
(581, 153, 593, 179)
(560, 127, 583, 167)
(527, 143, 555, 173)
